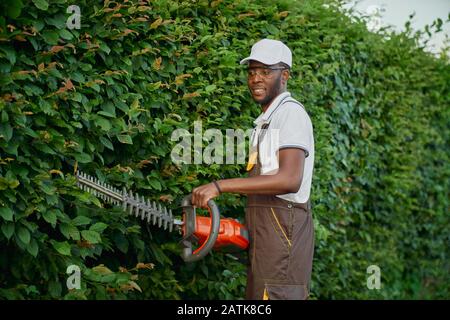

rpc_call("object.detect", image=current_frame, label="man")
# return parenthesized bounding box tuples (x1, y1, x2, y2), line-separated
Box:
(192, 39, 315, 300)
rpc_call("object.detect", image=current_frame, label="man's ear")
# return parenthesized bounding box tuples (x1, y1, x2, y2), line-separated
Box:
(282, 69, 290, 85)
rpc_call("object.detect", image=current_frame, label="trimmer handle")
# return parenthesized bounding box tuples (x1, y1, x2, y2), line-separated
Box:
(180, 194, 220, 263)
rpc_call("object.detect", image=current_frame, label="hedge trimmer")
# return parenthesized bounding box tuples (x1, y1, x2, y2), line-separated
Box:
(75, 171, 249, 262)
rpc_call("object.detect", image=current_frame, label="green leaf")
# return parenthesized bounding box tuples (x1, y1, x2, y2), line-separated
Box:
(35, 143, 56, 155)
(89, 222, 108, 234)
(0, 46, 16, 65)
(42, 30, 59, 45)
(74, 152, 92, 163)
(38, 98, 54, 114)
(8, 179, 19, 189)
(99, 42, 111, 54)
(32, 20, 45, 32)
(71, 72, 85, 83)
(115, 100, 129, 113)
(89, 83, 101, 92)
(0, 178, 8, 191)
(0, 206, 14, 221)
(51, 240, 71, 256)
(59, 29, 73, 40)
(1, 222, 14, 239)
(147, 178, 162, 191)
(72, 215, 91, 226)
(39, 182, 56, 195)
(98, 111, 116, 118)
(1, 111, 9, 122)
(81, 230, 101, 244)
(100, 273, 116, 283)
(45, 13, 66, 29)
(71, 92, 83, 102)
(94, 117, 112, 132)
(59, 222, 71, 239)
(32, 0, 49, 11)
(101, 101, 116, 118)
(22, 127, 38, 138)
(117, 134, 133, 144)
(205, 84, 216, 93)
(265, 24, 279, 35)
(42, 210, 57, 227)
(17, 226, 30, 245)
(0, 123, 13, 142)
(48, 280, 62, 298)
(27, 238, 39, 257)
(92, 265, 113, 275)
(3, 0, 23, 18)
(99, 136, 114, 150)
(59, 223, 80, 241)
(4, 141, 19, 157)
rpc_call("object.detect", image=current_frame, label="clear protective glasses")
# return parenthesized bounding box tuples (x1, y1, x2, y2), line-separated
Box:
(247, 66, 287, 79)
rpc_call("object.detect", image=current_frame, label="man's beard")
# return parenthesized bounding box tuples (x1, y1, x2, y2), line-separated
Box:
(255, 74, 283, 106)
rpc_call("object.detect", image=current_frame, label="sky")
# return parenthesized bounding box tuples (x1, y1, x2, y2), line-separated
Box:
(344, 0, 450, 55)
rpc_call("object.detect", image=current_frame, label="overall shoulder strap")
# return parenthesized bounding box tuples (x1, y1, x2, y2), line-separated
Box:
(260, 97, 305, 133)
(281, 97, 305, 109)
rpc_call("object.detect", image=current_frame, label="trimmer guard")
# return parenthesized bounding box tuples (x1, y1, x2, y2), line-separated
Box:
(180, 195, 220, 263)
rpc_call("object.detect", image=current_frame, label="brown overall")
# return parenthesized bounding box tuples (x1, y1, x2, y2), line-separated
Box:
(245, 134, 314, 300)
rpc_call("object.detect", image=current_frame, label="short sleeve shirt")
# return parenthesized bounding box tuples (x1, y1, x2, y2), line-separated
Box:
(251, 92, 315, 203)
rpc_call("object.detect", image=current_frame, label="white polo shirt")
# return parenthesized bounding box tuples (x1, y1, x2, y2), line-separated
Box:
(251, 92, 314, 204)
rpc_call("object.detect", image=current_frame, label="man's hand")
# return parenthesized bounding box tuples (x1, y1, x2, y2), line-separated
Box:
(192, 182, 221, 209)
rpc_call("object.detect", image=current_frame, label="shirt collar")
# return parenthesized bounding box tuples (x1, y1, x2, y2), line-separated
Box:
(253, 92, 291, 126)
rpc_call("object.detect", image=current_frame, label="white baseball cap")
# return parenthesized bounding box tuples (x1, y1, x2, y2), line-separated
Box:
(240, 39, 292, 68)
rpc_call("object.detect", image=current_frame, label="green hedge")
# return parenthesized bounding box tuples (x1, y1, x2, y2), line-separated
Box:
(0, 0, 448, 299)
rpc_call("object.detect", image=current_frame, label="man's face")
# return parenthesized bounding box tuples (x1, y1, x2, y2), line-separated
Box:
(247, 60, 288, 107)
